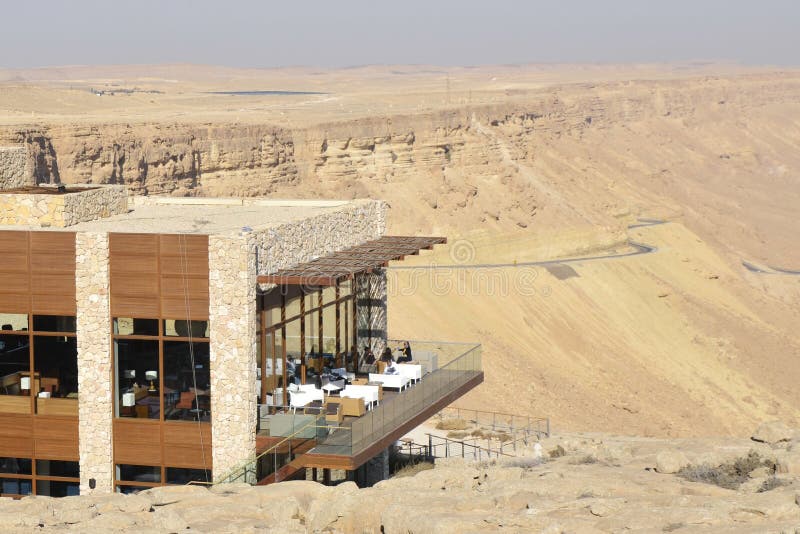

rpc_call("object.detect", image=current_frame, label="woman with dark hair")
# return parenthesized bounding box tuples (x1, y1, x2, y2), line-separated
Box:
(398, 341, 412, 363)
(380, 347, 394, 363)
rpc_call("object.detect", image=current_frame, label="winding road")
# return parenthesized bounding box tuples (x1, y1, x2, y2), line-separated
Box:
(389, 218, 664, 271)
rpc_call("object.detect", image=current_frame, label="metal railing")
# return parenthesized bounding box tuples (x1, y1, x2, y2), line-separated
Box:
(214, 415, 337, 485)
(314, 341, 482, 456)
(438, 406, 550, 439)
(424, 433, 514, 461)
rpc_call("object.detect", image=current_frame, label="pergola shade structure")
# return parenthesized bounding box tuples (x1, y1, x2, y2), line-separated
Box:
(257, 236, 447, 286)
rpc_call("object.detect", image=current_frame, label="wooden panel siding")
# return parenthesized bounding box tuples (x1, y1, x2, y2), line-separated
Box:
(163, 422, 212, 470)
(0, 231, 76, 315)
(110, 233, 209, 320)
(0, 232, 31, 313)
(33, 416, 79, 461)
(113, 420, 163, 466)
(30, 232, 76, 315)
(0, 414, 34, 458)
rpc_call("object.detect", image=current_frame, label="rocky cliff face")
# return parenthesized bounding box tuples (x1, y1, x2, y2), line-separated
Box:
(2, 74, 799, 235)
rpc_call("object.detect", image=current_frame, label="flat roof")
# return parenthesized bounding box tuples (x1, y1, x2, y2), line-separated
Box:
(0, 196, 365, 235)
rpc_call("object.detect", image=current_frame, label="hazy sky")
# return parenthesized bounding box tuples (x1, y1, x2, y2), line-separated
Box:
(1, 0, 798, 68)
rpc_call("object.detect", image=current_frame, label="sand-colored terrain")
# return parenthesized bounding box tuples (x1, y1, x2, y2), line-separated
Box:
(3, 422, 800, 532)
(1, 63, 798, 438)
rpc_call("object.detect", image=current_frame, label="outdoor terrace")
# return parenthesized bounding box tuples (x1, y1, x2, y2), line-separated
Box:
(220, 340, 483, 484)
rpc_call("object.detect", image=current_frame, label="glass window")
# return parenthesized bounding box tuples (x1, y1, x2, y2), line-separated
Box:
(0, 478, 32, 496)
(114, 339, 160, 419)
(322, 285, 337, 304)
(286, 295, 300, 319)
(339, 279, 352, 298)
(116, 484, 149, 494)
(32, 316, 76, 333)
(0, 457, 32, 475)
(0, 313, 28, 332)
(285, 317, 301, 363)
(0, 334, 31, 408)
(260, 289, 282, 328)
(36, 460, 79, 478)
(113, 318, 158, 336)
(305, 289, 321, 311)
(321, 304, 337, 356)
(163, 341, 210, 421)
(33, 336, 78, 400)
(166, 467, 211, 485)
(34, 480, 79, 497)
(116, 464, 161, 483)
(163, 320, 209, 338)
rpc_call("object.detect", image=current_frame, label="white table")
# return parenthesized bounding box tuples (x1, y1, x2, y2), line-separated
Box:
(340, 384, 380, 409)
(396, 364, 422, 382)
(289, 389, 324, 409)
(368, 373, 411, 391)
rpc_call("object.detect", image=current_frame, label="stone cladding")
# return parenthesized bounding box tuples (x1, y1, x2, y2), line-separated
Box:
(0, 146, 29, 189)
(75, 232, 113, 494)
(0, 185, 127, 227)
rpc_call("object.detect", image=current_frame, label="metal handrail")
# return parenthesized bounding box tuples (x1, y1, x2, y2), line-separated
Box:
(212, 417, 340, 485)
(424, 433, 515, 459)
(439, 406, 550, 438)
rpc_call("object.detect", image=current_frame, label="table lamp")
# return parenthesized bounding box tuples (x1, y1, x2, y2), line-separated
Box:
(145, 371, 157, 392)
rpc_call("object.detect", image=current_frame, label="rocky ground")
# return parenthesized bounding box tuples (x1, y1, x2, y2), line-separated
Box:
(3, 422, 800, 533)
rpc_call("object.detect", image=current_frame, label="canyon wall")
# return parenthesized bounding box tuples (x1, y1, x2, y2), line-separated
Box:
(1, 74, 799, 234)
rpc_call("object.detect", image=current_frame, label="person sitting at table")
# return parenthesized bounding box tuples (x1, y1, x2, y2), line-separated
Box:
(397, 341, 413, 362)
(363, 346, 375, 365)
(384, 360, 399, 375)
(379, 347, 394, 363)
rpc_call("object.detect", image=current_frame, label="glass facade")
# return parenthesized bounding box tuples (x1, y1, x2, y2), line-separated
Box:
(257, 281, 356, 413)
(0, 457, 79, 498)
(0, 314, 77, 415)
(113, 319, 211, 422)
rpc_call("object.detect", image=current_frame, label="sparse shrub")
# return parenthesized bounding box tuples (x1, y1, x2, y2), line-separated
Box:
(757, 476, 790, 493)
(549, 445, 566, 459)
(471, 429, 486, 438)
(677, 451, 774, 490)
(577, 490, 595, 499)
(662, 522, 685, 532)
(504, 457, 545, 469)
(572, 455, 598, 465)
(447, 430, 469, 439)
(436, 418, 469, 431)
(496, 432, 512, 443)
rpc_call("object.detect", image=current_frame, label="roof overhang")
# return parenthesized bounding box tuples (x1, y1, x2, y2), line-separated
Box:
(257, 235, 446, 286)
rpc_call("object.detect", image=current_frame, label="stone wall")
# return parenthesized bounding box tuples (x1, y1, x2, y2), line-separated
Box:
(75, 232, 113, 494)
(0, 185, 127, 227)
(61, 185, 128, 226)
(0, 146, 29, 189)
(208, 232, 258, 481)
(254, 199, 387, 275)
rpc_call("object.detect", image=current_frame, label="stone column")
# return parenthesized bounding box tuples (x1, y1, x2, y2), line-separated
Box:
(355, 269, 388, 355)
(363, 447, 390, 487)
(208, 233, 257, 481)
(75, 231, 113, 494)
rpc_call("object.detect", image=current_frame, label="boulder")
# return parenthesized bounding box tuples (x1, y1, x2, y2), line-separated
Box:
(656, 450, 689, 474)
(752, 421, 794, 445)
(776, 449, 800, 475)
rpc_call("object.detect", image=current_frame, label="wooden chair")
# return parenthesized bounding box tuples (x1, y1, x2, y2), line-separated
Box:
(324, 402, 343, 424)
(338, 396, 366, 417)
